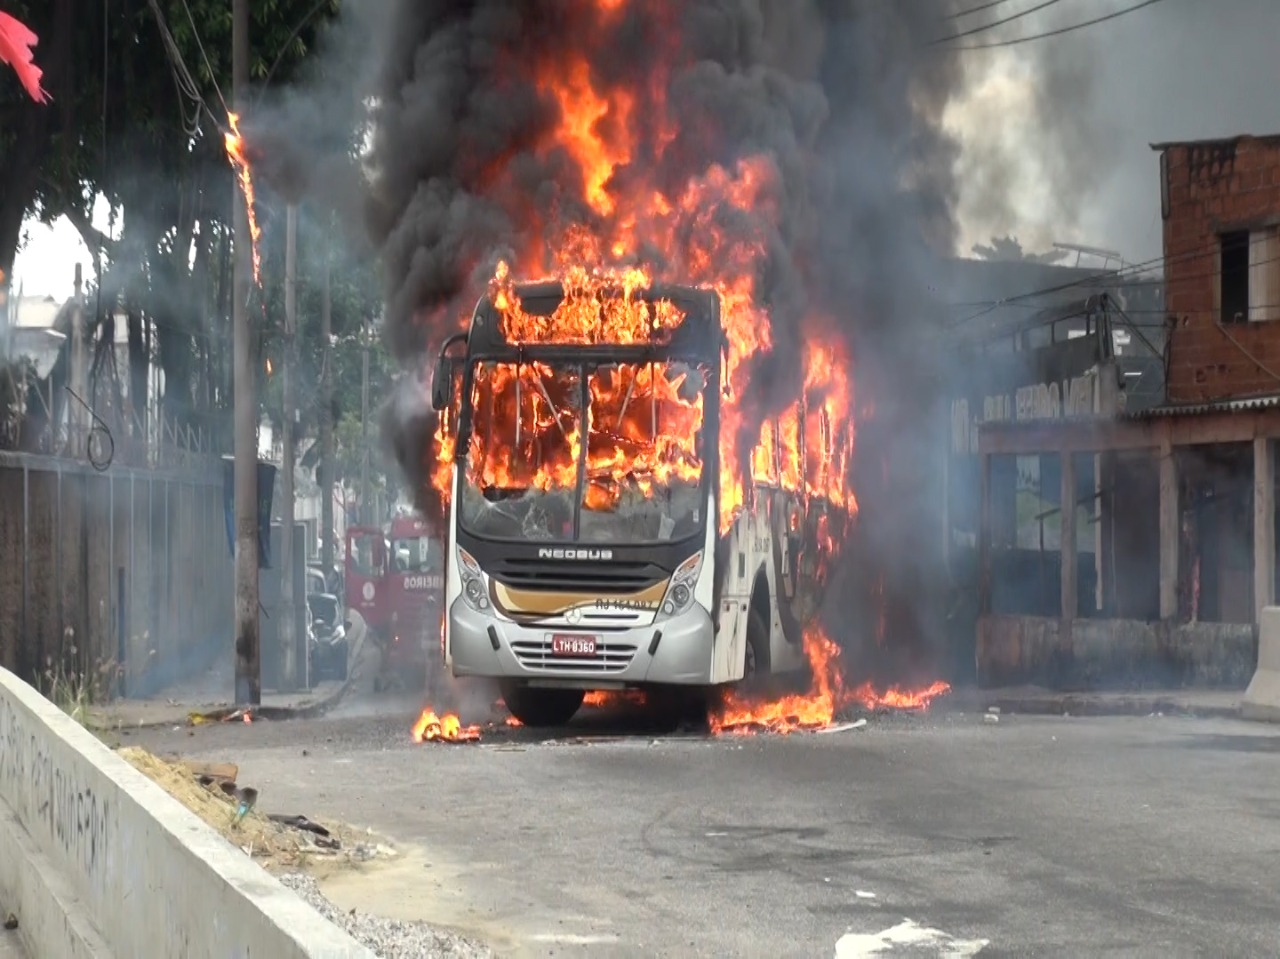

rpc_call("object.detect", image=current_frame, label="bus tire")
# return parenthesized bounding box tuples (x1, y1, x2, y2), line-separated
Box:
(501, 684, 585, 727)
(744, 606, 770, 692)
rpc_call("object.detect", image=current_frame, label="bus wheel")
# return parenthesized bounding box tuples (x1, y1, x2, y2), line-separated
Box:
(500, 684, 585, 727)
(743, 606, 770, 692)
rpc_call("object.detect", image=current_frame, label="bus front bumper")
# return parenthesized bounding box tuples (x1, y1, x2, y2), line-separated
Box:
(448, 599, 715, 686)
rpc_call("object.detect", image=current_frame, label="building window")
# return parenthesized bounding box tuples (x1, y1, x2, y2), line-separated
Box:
(1220, 227, 1280, 323)
(1221, 231, 1250, 323)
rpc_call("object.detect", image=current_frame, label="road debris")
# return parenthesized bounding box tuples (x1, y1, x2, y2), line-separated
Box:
(231, 786, 259, 827)
(411, 708, 482, 743)
(187, 707, 254, 726)
(278, 873, 494, 959)
(815, 718, 869, 734)
(115, 747, 392, 872)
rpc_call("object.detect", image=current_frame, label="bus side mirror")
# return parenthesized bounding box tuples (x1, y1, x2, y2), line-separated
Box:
(431, 356, 453, 411)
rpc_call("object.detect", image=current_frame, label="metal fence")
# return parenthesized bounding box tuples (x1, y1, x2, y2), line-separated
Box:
(0, 449, 231, 699)
(0, 375, 214, 472)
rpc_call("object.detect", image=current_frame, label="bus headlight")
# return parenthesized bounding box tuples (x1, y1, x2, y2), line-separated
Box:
(658, 551, 702, 619)
(457, 547, 490, 613)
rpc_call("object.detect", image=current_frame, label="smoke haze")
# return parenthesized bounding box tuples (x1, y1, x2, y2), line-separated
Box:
(354, 0, 974, 676)
(947, 0, 1280, 263)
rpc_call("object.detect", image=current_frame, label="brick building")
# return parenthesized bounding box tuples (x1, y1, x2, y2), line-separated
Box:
(1160, 134, 1280, 402)
(967, 133, 1280, 691)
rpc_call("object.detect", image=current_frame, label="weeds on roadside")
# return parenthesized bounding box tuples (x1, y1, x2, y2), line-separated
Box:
(37, 627, 125, 725)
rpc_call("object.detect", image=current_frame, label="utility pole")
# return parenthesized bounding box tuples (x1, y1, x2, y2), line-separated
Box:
(68, 264, 89, 444)
(280, 203, 299, 691)
(232, 0, 260, 706)
(361, 316, 371, 525)
(319, 236, 334, 579)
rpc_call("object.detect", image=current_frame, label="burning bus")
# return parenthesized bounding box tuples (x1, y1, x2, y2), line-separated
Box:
(428, 268, 852, 727)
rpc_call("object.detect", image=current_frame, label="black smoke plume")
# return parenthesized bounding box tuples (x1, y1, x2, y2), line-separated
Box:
(364, 0, 966, 683)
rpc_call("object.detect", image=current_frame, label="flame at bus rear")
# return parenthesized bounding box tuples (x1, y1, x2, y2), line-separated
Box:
(711, 627, 952, 736)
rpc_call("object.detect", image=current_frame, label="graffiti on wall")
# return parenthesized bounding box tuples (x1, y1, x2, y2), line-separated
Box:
(0, 694, 113, 885)
(951, 370, 1099, 456)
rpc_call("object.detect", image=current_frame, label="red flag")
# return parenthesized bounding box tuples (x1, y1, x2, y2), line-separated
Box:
(0, 11, 49, 104)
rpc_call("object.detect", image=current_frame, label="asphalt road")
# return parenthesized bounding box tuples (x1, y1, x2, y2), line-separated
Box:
(125, 687, 1280, 959)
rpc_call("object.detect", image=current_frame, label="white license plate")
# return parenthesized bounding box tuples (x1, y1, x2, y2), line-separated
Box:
(550, 635, 597, 656)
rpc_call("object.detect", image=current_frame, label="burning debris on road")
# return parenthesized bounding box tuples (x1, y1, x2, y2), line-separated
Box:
(710, 627, 953, 736)
(408, 646, 951, 744)
(410, 709, 482, 744)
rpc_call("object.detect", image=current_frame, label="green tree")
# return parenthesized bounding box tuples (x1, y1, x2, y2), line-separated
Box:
(1, 0, 353, 450)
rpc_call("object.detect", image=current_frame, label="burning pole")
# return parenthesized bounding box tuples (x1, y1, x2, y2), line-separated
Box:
(280, 203, 299, 691)
(231, 0, 260, 706)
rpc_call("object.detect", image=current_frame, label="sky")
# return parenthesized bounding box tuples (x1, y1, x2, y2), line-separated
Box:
(12, 0, 1280, 301)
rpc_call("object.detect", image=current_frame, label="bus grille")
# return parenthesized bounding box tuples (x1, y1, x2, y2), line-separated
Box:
(490, 558, 666, 594)
(511, 639, 637, 674)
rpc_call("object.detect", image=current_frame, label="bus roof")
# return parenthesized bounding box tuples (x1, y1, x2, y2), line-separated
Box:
(464, 280, 722, 360)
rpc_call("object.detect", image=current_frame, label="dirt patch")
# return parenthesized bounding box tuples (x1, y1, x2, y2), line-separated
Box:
(116, 746, 396, 874)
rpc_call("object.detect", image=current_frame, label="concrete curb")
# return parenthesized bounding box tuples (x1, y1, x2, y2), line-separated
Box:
(86, 614, 369, 732)
(1, 666, 377, 958)
(943, 689, 1242, 720)
(1241, 607, 1280, 722)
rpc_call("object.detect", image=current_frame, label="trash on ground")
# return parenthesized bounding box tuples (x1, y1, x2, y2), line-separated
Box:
(816, 718, 869, 734)
(115, 746, 385, 872)
(270, 814, 333, 838)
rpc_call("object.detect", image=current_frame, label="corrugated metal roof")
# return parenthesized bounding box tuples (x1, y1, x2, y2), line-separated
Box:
(1121, 393, 1280, 420)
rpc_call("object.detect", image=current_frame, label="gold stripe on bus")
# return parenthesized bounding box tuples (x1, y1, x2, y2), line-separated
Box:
(492, 579, 668, 617)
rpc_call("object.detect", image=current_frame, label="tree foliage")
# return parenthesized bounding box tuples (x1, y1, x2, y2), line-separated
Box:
(1, 0, 387, 478)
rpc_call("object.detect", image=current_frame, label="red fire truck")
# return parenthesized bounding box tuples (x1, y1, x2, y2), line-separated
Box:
(344, 514, 445, 691)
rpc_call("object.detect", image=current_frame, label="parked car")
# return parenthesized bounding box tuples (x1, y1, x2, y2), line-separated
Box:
(305, 567, 348, 682)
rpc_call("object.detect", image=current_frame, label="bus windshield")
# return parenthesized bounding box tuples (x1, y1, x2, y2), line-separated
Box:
(459, 359, 709, 544)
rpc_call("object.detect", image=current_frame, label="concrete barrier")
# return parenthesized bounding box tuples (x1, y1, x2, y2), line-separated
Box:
(1242, 607, 1280, 722)
(0, 667, 376, 959)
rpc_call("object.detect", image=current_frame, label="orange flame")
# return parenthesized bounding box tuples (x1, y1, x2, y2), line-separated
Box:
(711, 626, 951, 736)
(414, 3, 941, 737)
(421, 4, 845, 527)
(583, 689, 647, 708)
(224, 112, 262, 286)
(411, 708, 482, 743)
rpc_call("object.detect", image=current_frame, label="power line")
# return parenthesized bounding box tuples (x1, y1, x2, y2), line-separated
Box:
(934, 0, 1170, 50)
(178, 0, 230, 118)
(944, 0, 1014, 20)
(930, 0, 1064, 45)
(145, 0, 221, 134)
(947, 232, 1280, 328)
